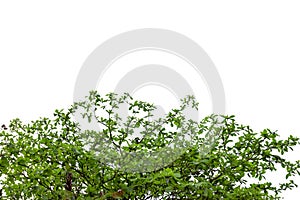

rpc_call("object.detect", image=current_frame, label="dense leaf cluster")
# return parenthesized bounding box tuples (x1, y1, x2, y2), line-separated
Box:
(0, 91, 299, 199)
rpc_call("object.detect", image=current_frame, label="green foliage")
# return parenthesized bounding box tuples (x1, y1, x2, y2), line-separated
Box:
(0, 91, 300, 199)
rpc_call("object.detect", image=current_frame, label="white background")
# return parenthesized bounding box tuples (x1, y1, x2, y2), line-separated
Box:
(0, 1, 299, 199)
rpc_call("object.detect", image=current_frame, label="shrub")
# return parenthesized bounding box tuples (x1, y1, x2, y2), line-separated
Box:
(0, 91, 299, 199)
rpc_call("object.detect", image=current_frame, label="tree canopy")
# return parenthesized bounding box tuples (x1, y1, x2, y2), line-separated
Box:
(0, 91, 299, 199)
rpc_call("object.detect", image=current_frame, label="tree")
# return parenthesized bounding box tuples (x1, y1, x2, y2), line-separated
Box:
(0, 91, 299, 199)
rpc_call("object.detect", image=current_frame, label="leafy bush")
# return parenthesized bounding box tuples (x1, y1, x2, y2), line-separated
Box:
(0, 91, 299, 199)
